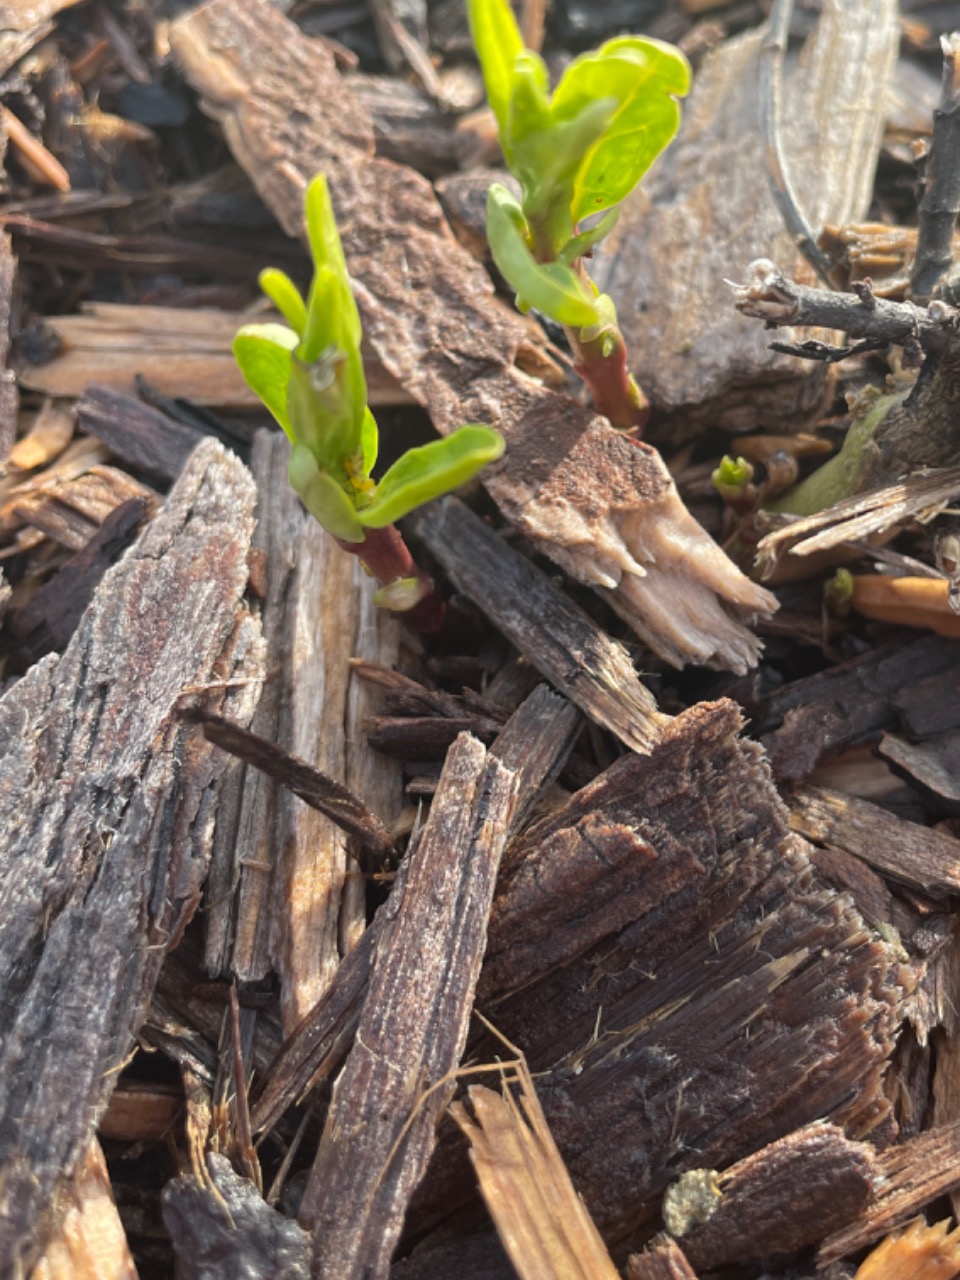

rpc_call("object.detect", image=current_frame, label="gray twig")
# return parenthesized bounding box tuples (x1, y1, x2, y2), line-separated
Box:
(911, 33, 960, 302)
(732, 259, 960, 360)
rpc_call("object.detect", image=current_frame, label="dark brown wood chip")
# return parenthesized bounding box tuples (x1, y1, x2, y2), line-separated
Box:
(411, 496, 669, 756)
(819, 1120, 960, 1263)
(789, 784, 960, 897)
(199, 713, 397, 869)
(664, 1122, 876, 1268)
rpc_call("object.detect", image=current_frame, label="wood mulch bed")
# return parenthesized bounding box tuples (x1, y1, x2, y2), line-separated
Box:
(3, 0, 960, 1277)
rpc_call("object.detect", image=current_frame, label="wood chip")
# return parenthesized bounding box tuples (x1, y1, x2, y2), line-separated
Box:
(451, 1066, 621, 1280)
(7, 399, 74, 474)
(0, 232, 16, 462)
(412, 700, 907, 1245)
(593, 0, 898, 435)
(162, 1152, 310, 1280)
(744, 633, 960, 782)
(820, 1121, 960, 1262)
(170, 0, 777, 674)
(412, 496, 669, 756)
(0, 440, 265, 1273)
(852, 1217, 960, 1280)
(299, 734, 519, 1278)
(29, 1140, 138, 1280)
(77, 385, 205, 482)
(204, 430, 404, 1033)
(11, 495, 151, 661)
(663, 1122, 876, 1268)
(789, 783, 960, 897)
(625, 1239, 700, 1280)
(249, 682, 577, 1138)
(17, 302, 411, 409)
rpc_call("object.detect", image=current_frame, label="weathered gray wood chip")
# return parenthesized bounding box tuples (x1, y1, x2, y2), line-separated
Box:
(594, 0, 899, 436)
(0, 439, 264, 1273)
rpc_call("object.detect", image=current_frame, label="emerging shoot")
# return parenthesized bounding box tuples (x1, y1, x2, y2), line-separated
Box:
(469, 0, 690, 430)
(234, 174, 504, 628)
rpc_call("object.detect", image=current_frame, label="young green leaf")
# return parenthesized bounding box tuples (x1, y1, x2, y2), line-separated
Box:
(233, 323, 299, 437)
(551, 37, 691, 223)
(288, 442, 365, 542)
(555, 208, 619, 266)
(358, 426, 505, 528)
(486, 184, 599, 326)
(360, 405, 379, 476)
(258, 268, 308, 336)
(466, 0, 524, 139)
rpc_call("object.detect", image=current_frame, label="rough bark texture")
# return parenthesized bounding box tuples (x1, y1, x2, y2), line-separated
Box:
(300, 734, 519, 1279)
(0, 440, 264, 1274)
(0, 232, 17, 462)
(170, 0, 777, 675)
(205, 429, 402, 1033)
(162, 1153, 311, 1280)
(594, 0, 898, 436)
(664, 1123, 876, 1269)
(408, 702, 907, 1251)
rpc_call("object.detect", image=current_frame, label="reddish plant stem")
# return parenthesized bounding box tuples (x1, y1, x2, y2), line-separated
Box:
(336, 523, 445, 634)
(566, 324, 649, 434)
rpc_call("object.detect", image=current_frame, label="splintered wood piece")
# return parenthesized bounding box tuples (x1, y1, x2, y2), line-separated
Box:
(744, 634, 960, 782)
(820, 1121, 960, 1263)
(8, 464, 157, 552)
(624, 1239, 700, 1280)
(8, 399, 74, 473)
(757, 466, 960, 565)
(77, 385, 205, 483)
(418, 700, 908, 1244)
(99, 1080, 183, 1144)
(162, 1153, 311, 1280)
(29, 1140, 138, 1280)
(451, 1068, 620, 1280)
(170, 0, 777, 675)
(479, 684, 581, 832)
(199, 714, 397, 868)
(0, 440, 264, 1274)
(789, 784, 960, 897)
(299, 734, 519, 1279)
(411, 497, 669, 756)
(593, 0, 898, 435)
(879, 731, 960, 805)
(663, 1123, 876, 1269)
(249, 683, 583, 1137)
(852, 1217, 960, 1280)
(205, 430, 403, 1033)
(0, 232, 17, 462)
(17, 303, 411, 409)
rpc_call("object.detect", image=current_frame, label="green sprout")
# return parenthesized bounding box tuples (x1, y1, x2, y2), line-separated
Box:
(234, 175, 504, 626)
(469, 0, 690, 431)
(711, 454, 758, 515)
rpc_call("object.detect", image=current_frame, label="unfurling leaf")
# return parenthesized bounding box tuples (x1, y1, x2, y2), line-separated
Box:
(258, 268, 307, 335)
(288, 443, 365, 542)
(359, 426, 505, 527)
(486, 185, 599, 327)
(552, 37, 690, 222)
(233, 324, 299, 437)
(466, 0, 524, 139)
